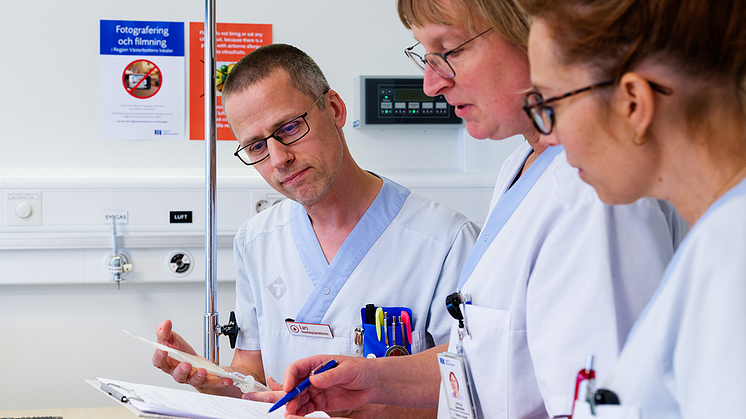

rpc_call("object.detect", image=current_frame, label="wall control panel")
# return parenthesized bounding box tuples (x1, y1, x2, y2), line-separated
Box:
(6, 191, 42, 226)
(0, 170, 493, 285)
(353, 76, 463, 128)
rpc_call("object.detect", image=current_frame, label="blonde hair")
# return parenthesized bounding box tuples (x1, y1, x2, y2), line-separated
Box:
(397, 0, 531, 51)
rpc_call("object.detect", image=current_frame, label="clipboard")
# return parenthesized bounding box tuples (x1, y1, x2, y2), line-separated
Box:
(89, 378, 211, 419)
(89, 378, 333, 419)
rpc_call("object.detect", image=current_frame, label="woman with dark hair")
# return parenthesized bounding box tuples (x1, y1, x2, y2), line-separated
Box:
(523, 0, 746, 417)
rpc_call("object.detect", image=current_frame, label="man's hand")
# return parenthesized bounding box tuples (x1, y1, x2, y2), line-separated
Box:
(151, 319, 235, 395)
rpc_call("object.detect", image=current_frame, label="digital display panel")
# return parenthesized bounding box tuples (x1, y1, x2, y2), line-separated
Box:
(394, 88, 431, 102)
(357, 77, 463, 127)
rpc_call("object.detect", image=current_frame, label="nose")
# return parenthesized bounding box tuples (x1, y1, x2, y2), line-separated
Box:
(267, 139, 294, 168)
(538, 130, 561, 147)
(422, 65, 453, 97)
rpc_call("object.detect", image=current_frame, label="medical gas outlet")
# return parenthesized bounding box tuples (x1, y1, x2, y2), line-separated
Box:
(106, 214, 132, 289)
(107, 253, 133, 281)
(167, 251, 193, 276)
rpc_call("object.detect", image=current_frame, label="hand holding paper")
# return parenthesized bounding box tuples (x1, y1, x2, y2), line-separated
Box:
(127, 328, 268, 393)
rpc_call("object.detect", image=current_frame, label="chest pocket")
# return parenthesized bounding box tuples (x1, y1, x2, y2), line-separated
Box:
(350, 330, 427, 356)
(457, 304, 535, 419)
(409, 331, 427, 353)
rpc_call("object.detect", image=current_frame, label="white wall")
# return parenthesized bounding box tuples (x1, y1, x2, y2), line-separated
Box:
(0, 0, 515, 172)
(0, 281, 238, 409)
(0, 0, 524, 410)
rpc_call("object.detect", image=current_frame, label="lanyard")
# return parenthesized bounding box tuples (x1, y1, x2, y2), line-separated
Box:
(458, 145, 564, 290)
(292, 177, 410, 324)
(446, 292, 471, 352)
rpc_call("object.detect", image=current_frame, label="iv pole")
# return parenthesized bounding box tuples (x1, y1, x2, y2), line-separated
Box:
(204, 0, 219, 364)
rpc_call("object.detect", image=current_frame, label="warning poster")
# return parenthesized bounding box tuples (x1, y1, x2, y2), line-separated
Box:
(189, 22, 272, 141)
(99, 20, 185, 140)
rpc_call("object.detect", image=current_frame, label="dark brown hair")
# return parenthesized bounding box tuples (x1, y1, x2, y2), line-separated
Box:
(521, 0, 746, 89)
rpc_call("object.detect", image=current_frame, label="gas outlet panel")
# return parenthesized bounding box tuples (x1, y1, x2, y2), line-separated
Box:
(0, 170, 496, 285)
(167, 251, 194, 276)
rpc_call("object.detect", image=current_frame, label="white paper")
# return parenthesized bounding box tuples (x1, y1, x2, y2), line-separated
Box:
(93, 378, 275, 418)
(92, 378, 329, 419)
(124, 330, 269, 393)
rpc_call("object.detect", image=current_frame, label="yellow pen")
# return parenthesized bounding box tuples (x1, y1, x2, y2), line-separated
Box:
(375, 307, 384, 341)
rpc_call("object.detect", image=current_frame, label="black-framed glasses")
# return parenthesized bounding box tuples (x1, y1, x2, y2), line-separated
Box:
(522, 80, 673, 135)
(234, 90, 329, 166)
(404, 28, 493, 79)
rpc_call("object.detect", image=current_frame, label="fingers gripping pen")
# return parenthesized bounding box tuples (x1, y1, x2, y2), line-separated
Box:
(268, 359, 338, 413)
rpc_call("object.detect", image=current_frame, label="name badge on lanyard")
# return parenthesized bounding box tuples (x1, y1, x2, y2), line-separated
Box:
(285, 320, 334, 339)
(439, 292, 482, 419)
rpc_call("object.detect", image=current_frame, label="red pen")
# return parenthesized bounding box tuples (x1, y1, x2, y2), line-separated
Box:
(401, 311, 412, 346)
(571, 355, 595, 418)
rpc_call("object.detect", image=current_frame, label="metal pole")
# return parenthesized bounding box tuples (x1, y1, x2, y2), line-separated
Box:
(204, 0, 219, 364)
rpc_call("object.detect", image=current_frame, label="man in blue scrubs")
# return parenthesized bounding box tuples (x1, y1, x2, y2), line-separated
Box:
(152, 43, 479, 418)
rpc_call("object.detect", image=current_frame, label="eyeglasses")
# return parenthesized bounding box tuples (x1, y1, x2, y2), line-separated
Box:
(523, 79, 672, 135)
(234, 90, 329, 166)
(404, 28, 493, 79)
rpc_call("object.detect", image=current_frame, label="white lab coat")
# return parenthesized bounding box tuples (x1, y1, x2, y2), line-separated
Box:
(437, 142, 685, 419)
(233, 176, 480, 381)
(574, 178, 746, 419)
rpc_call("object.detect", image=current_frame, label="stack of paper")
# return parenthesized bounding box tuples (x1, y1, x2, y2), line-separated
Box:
(89, 378, 328, 418)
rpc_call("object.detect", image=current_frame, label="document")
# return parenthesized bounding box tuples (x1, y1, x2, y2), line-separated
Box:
(124, 330, 268, 393)
(89, 378, 329, 418)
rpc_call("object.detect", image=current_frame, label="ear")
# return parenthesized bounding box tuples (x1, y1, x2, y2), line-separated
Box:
(613, 72, 655, 135)
(326, 89, 347, 128)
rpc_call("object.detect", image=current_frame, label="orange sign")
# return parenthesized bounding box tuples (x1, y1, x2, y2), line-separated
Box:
(189, 22, 272, 140)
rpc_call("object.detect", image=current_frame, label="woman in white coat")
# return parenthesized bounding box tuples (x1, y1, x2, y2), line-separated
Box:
(248, 1, 685, 418)
(523, 0, 746, 417)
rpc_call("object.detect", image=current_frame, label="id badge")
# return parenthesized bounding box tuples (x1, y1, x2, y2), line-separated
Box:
(285, 321, 334, 339)
(440, 292, 482, 419)
(438, 351, 480, 419)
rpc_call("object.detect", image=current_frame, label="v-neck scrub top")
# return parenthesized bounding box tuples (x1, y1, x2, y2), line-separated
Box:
(234, 175, 480, 381)
(572, 177, 746, 419)
(437, 141, 686, 419)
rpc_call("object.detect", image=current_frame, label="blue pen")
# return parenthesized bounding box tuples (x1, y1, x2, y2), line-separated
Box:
(267, 359, 338, 413)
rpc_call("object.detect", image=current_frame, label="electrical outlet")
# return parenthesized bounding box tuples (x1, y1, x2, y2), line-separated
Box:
(252, 191, 286, 215)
